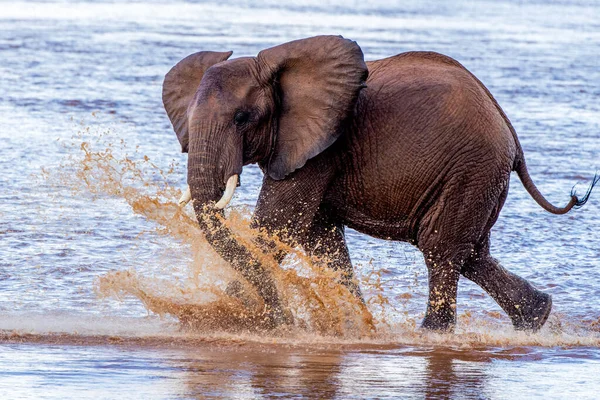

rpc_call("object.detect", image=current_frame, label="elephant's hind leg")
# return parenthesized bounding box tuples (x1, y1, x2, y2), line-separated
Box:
(418, 216, 482, 331)
(461, 235, 552, 332)
(419, 247, 463, 332)
(416, 173, 507, 332)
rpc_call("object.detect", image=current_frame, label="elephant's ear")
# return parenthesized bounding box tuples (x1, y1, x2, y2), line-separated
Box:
(162, 51, 233, 152)
(257, 36, 368, 180)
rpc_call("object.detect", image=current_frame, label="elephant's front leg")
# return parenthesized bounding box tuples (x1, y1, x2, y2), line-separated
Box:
(249, 156, 338, 305)
(299, 206, 363, 301)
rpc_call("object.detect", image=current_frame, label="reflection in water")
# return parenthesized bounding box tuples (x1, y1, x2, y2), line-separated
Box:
(174, 346, 543, 399)
(0, 340, 596, 399)
(183, 350, 343, 399)
(423, 350, 487, 398)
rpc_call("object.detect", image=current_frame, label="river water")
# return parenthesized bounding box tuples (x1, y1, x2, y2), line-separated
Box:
(1, 0, 600, 398)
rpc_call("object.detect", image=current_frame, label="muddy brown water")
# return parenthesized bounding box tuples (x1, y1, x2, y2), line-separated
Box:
(1, 0, 600, 398)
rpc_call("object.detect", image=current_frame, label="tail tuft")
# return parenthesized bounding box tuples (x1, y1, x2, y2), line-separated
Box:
(571, 172, 599, 209)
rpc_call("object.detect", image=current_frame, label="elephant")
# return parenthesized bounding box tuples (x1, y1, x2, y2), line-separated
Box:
(162, 35, 597, 333)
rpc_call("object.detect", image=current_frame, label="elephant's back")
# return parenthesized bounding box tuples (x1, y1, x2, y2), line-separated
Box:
(327, 52, 518, 239)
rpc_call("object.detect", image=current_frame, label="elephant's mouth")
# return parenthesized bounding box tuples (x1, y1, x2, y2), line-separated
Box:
(178, 174, 239, 209)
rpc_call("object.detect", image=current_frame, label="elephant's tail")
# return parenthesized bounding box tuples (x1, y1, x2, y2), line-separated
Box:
(445, 51, 598, 214)
(513, 155, 599, 215)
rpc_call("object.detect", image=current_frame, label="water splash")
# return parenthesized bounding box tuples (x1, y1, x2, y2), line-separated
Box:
(53, 129, 377, 338)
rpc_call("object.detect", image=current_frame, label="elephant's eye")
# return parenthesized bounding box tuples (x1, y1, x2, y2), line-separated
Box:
(233, 110, 250, 126)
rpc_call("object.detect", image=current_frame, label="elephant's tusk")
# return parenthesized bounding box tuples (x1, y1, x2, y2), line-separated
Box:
(178, 186, 192, 207)
(215, 174, 238, 209)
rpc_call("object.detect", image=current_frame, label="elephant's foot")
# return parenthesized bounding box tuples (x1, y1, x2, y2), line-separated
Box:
(420, 319, 455, 333)
(420, 308, 456, 333)
(510, 291, 552, 332)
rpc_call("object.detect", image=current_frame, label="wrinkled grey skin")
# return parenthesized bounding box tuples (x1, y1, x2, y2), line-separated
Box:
(163, 35, 596, 332)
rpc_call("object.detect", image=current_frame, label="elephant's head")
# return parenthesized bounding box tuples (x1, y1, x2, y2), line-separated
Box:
(162, 36, 368, 217)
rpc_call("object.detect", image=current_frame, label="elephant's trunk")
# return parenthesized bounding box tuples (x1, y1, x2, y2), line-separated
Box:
(186, 136, 239, 240)
(186, 187, 289, 327)
(188, 144, 226, 208)
(186, 122, 242, 205)
(183, 133, 290, 327)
